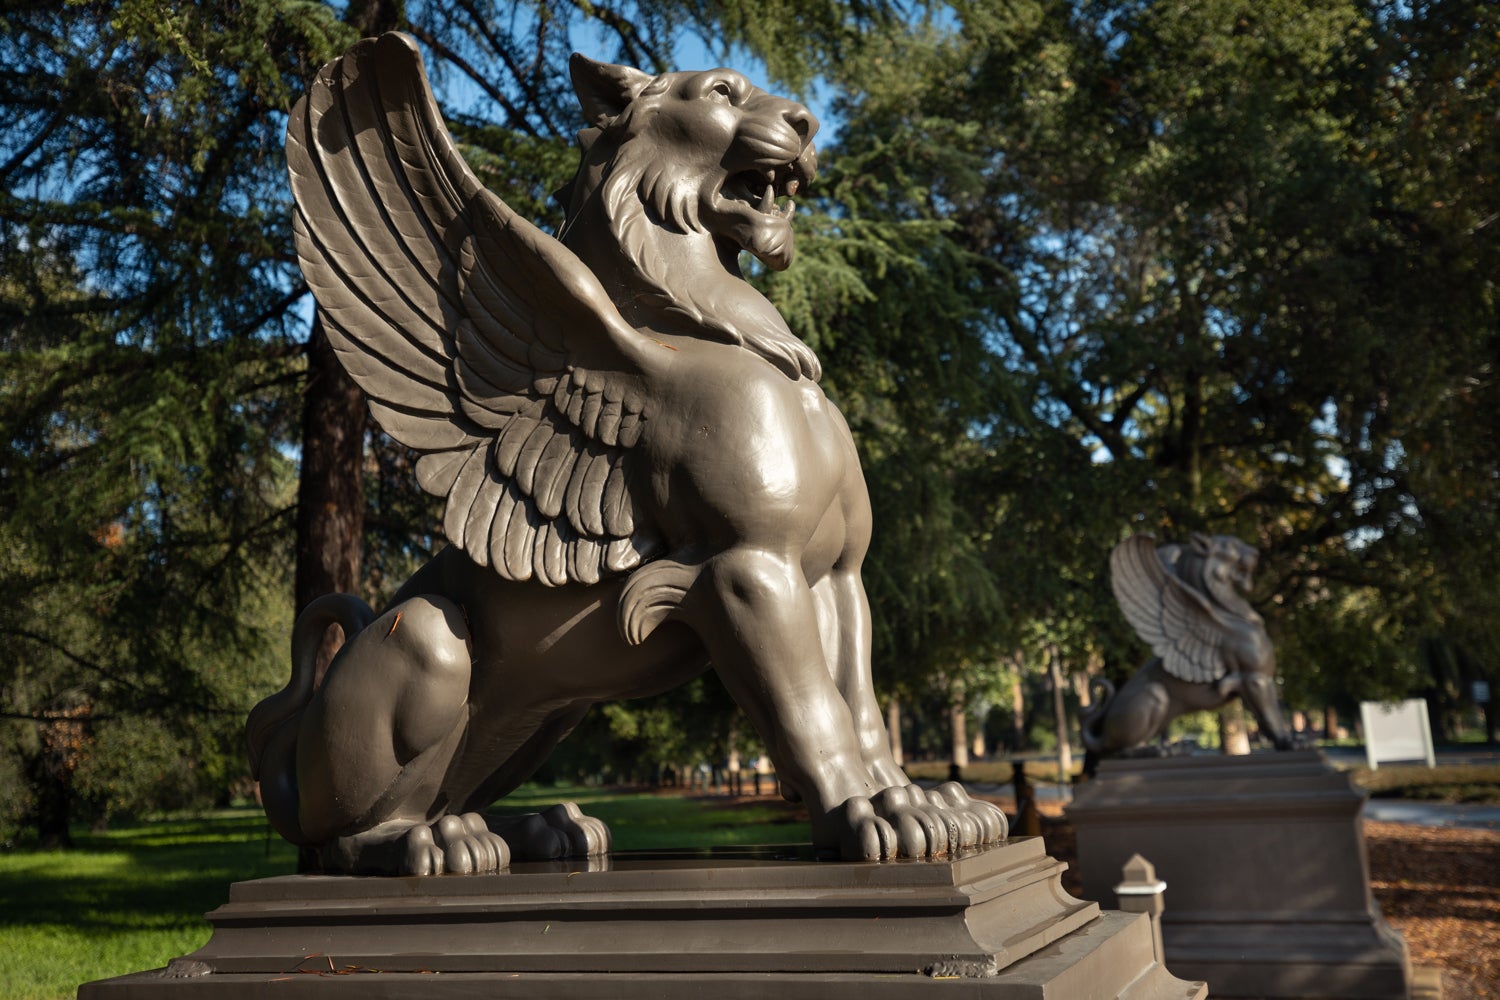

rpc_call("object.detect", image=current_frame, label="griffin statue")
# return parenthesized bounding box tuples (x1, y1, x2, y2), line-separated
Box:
(1082, 533, 1298, 765)
(246, 33, 1004, 876)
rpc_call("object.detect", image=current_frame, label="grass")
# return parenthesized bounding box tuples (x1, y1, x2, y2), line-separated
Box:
(902, 758, 1083, 786)
(7, 765, 1497, 999)
(1, 811, 298, 1000)
(2, 787, 807, 1000)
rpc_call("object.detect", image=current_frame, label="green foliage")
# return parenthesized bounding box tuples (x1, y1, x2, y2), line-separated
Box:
(0, 0, 351, 839)
(0, 0, 908, 838)
(805, 0, 1500, 725)
(3, 0, 1496, 846)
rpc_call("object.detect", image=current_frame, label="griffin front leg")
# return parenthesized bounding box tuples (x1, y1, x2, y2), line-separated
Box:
(678, 547, 950, 861)
(811, 571, 909, 791)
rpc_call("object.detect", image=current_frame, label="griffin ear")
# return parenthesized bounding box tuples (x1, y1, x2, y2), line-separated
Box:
(570, 53, 653, 128)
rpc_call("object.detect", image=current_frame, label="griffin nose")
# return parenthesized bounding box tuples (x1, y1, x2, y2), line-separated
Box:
(792, 143, 818, 187)
(784, 104, 818, 144)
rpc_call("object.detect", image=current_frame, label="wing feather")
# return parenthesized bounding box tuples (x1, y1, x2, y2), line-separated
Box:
(443, 444, 490, 550)
(487, 482, 523, 572)
(416, 451, 469, 495)
(462, 457, 505, 569)
(494, 414, 541, 477)
(295, 212, 452, 391)
(535, 522, 569, 587)
(570, 537, 603, 586)
(564, 443, 601, 537)
(298, 77, 450, 361)
(513, 421, 554, 496)
(533, 432, 579, 520)
(288, 32, 663, 587)
(596, 398, 624, 446)
(503, 498, 539, 582)
(332, 55, 459, 337)
(600, 458, 636, 538)
(577, 449, 612, 537)
(1110, 535, 1228, 683)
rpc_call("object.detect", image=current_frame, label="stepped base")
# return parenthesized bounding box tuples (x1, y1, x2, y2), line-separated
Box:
(79, 840, 1205, 999)
(1070, 751, 1418, 999)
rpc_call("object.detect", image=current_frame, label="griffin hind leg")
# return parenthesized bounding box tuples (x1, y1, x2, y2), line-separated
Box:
(248, 593, 376, 847)
(294, 595, 473, 853)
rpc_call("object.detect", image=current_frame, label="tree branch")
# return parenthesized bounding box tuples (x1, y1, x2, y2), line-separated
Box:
(408, 23, 539, 138)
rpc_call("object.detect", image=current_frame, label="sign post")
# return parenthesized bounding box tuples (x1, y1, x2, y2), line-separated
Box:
(1359, 699, 1436, 770)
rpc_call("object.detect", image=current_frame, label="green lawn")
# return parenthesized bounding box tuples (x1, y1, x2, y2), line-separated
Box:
(1, 788, 807, 1000)
(1, 812, 299, 1000)
(10, 765, 1497, 1000)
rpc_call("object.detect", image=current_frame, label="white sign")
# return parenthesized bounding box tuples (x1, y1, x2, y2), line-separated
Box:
(1474, 680, 1491, 705)
(1359, 698, 1435, 770)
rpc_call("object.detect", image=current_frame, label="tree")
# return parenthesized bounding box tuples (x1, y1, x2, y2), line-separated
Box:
(790, 0, 1500, 745)
(0, 0, 911, 841)
(0, 0, 352, 841)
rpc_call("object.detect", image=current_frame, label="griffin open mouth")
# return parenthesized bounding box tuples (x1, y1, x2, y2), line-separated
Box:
(727, 164, 802, 219)
(711, 150, 815, 271)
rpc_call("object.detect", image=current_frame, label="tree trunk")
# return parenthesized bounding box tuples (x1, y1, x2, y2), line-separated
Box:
(1074, 670, 1093, 709)
(291, 0, 406, 619)
(294, 318, 366, 672)
(1049, 649, 1073, 779)
(1011, 668, 1028, 751)
(1220, 700, 1251, 755)
(25, 746, 72, 848)
(950, 696, 970, 770)
(886, 698, 904, 767)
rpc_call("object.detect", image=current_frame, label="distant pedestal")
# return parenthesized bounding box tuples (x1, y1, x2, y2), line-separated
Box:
(79, 839, 1205, 999)
(1069, 751, 1415, 999)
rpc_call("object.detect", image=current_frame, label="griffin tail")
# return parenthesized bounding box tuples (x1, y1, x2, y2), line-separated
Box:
(1079, 678, 1118, 755)
(245, 593, 376, 779)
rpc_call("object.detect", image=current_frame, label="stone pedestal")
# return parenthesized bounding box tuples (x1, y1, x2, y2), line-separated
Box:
(1068, 751, 1415, 999)
(79, 839, 1205, 999)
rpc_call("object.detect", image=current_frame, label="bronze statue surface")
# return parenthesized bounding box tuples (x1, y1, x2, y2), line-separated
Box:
(246, 33, 1003, 875)
(1082, 532, 1296, 759)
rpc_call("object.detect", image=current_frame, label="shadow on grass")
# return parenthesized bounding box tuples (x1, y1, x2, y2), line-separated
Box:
(0, 809, 296, 935)
(494, 784, 810, 851)
(3, 790, 814, 931)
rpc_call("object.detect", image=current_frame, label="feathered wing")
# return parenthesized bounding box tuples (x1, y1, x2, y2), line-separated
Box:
(1109, 534, 1229, 684)
(287, 32, 663, 586)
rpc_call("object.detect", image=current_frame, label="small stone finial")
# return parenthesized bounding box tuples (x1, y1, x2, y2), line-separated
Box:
(1114, 853, 1167, 962)
(1116, 853, 1165, 894)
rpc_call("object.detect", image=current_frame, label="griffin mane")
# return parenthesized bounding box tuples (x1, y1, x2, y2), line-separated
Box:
(556, 103, 823, 382)
(1179, 542, 1261, 625)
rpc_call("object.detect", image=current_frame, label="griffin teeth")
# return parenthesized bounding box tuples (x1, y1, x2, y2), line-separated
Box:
(759, 183, 776, 211)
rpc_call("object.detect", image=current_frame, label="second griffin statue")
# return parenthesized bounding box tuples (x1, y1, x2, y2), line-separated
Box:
(246, 33, 1004, 875)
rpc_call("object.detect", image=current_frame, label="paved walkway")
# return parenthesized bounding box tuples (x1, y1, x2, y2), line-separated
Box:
(944, 781, 1500, 831)
(1361, 799, 1500, 831)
